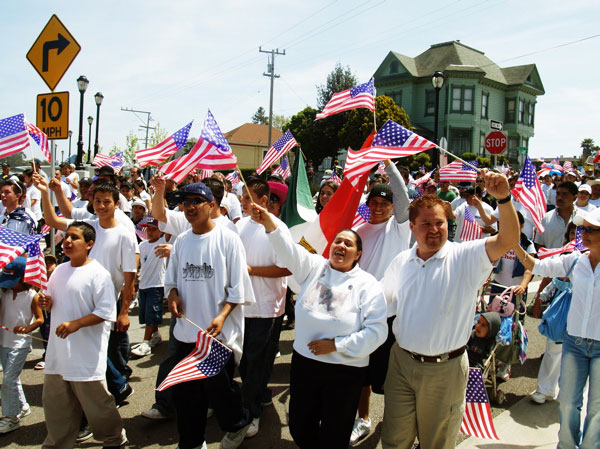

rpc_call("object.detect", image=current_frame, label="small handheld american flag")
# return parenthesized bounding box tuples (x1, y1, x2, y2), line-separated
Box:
(439, 160, 478, 182)
(460, 368, 499, 440)
(316, 78, 375, 120)
(460, 207, 482, 241)
(257, 130, 298, 175)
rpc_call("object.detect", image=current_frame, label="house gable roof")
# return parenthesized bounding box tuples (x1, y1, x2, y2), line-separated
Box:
(224, 123, 283, 147)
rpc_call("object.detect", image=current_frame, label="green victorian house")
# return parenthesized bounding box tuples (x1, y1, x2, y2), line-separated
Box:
(374, 40, 545, 165)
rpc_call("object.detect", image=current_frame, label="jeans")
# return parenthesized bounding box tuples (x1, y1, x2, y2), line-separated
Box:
(108, 330, 131, 379)
(0, 346, 30, 417)
(106, 358, 127, 397)
(558, 333, 600, 449)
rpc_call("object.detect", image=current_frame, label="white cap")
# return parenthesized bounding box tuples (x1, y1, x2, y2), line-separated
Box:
(573, 208, 600, 227)
(131, 198, 147, 211)
(579, 184, 592, 194)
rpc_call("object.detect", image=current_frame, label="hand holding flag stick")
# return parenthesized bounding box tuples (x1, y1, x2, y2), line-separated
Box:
(234, 167, 255, 206)
(181, 314, 232, 352)
(0, 325, 47, 343)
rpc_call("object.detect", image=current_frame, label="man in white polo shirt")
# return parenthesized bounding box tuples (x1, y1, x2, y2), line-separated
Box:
(380, 171, 519, 449)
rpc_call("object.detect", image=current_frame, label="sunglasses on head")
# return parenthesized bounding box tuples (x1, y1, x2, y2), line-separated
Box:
(578, 225, 600, 234)
(182, 197, 208, 206)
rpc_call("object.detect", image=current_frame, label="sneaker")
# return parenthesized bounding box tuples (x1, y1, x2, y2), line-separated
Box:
(115, 384, 134, 407)
(220, 423, 250, 449)
(129, 298, 138, 310)
(76, 425, 93, 442)
(275, 351, 281, 358)
(149, 331, 162, 348)
(141, 407, 168, 420)
(34, 360, 45, 370)
(350, 418, 371, 445)
(18, 405, 31, 419)
(131, 341, 152, 357)
(0, 417, 20, 434)
(261, 388, 273, 406)
(530, 391, 554, 404)
(207, 408, 214, 418)
(245, 417, 260, 439)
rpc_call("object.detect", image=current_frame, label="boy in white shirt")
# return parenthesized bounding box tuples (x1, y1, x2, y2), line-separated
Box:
(39, 221, 127, 449)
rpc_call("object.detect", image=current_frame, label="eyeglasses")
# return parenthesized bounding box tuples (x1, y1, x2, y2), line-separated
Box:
(578, 225, 600, 234)
(182, 197, 207, 206)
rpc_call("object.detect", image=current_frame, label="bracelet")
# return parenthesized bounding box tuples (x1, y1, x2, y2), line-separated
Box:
(497, 194, 512, 204)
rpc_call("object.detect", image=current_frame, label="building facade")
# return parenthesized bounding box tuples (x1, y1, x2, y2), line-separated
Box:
(223, 123, 282, 170)
(374, 41, 545, 165)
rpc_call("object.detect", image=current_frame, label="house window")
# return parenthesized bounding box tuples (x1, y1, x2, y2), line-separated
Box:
(481, 93, 489, 118)
(506, 99, 516, 123)
(463, 88, 473, 113)
(425, 90, 435, 116)
(450, 128, 472, 155)
(451, 86, 474, 113)
(389, 91, 402, 107)
(480, 132, 486, 155)
(519, 99, 525, 123)
(528, 103, 534, 126)
(451, 87, 462, 112)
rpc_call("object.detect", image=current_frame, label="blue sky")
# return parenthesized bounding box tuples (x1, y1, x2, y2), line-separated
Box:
(2, 0, 599, 162)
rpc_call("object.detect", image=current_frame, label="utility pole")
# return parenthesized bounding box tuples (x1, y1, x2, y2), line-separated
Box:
(259, 47, 285, 150)
(120, 107, 155, 148)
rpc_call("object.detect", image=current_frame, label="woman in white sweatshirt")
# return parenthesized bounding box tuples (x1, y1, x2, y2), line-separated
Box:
(249, 203, 387, 449)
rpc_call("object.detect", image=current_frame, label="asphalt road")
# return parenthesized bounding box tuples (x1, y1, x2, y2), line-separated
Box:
(2, 288, 550, 449)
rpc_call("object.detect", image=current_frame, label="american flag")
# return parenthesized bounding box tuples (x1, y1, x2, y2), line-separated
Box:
(93, 152, 124, 170)
(343, 120, 435, 182)
(257, 130, 298, 175)
(273, 156, 291, 180)
(0, 114, 30, 159)
(200, 169, 214, 179)
(41, 210, 62, 234)
(538, 226, 587, 258)
(513, 156, 546, 233)
(26, 123, 51, 163)
(351, 202, 371, 228)
(157, 330, 232, 391)
(160, 110, 236, 184)
(563, 160, 574, 172)
(135, 121, 193, 167)
(460, 368, 499, 440)
(316, 78, 375, 120)
(375, 161, 386, 175)
(328, 172, 342, 185)
(412, 169, 436, 188)
(225, 171, 239, 184)
(460, 207, 482, 241)
(0, 228, 46, 291)
(439, 160, 478, 182)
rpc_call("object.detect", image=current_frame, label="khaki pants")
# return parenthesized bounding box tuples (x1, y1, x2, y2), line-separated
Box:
(42, 374, 127, 448)
(382, 343, 468, 449)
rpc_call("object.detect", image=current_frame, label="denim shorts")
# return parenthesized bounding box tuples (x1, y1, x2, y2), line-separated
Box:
(138, 287, 164, 326)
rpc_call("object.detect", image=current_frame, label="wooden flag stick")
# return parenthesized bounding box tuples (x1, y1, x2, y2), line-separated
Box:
(181, 314, 232, 351)
(235, 167, 255, 205)
(437, 146, 482, 173)
(0, 325, 47, 343)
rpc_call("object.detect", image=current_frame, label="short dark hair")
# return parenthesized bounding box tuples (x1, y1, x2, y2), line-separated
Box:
(93, 183, 120, 203)
(67, 221, 96, 244)
(202, 178, 225, 206)
(247, 178, 270, 200)
(558, 181, 578, 196)
(2, 180, 25, 196)
(23, 169, 34, 178)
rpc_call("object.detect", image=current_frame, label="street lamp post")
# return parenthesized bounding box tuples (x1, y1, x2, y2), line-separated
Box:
(87, 116, 94, 164)
(94, 92, 104, 159)
(75, 75, 89, 169)
(68, 130, 73, 161)
(61, 149, 64, 163)
(431, 71, 445, 167)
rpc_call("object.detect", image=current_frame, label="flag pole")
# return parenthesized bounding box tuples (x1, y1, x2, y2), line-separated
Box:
(437, 146, 481, 173)
(372, 81, 377, 132)
(235, 166, 256, 205)
(1, 325, 47, 343)
(180, 315, 232, 351)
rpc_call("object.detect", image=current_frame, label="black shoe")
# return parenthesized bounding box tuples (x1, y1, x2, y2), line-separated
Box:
(76, 425, 93, 443)
(115, 384, 134, 407)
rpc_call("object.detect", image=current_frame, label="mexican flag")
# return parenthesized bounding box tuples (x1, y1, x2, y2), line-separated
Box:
(281, 148, 317, 228)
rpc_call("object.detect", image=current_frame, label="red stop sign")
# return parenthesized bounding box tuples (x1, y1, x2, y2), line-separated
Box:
(485, 131, 507, 155)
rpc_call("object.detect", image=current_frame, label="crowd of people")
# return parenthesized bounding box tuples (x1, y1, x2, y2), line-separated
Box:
(0, 157, 597, 449)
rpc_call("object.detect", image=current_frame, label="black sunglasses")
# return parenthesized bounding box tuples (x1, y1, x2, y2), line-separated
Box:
(578, 225, 600, 234)
(182, 197, 208, 206)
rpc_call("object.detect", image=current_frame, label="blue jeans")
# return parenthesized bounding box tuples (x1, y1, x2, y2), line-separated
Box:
(558, 333, 600, 449)
(138, 287, 164, 326)
(0, 346, 29, 417)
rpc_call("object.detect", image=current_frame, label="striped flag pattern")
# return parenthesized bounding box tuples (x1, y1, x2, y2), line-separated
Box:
(256, 130, 298, 175)
(93, 152, 124, 169)
(26, 123, 51, 163)
(460, 368, 500, 440)
(316, 78, 375, 120)
(157, 330, 232, 391)
(343, 120, 435, 183)
(439, 160, 478, 182)
(200, 169, 214, 179)
(460, 207, 482, 241)
(413, 169, 436, 188)
(135, 122, 193, 167)
(0, 114, 30, 159)
(351, 202, 370, 228)
(0, 228, 45, 291)
(513, 156, 547, 233)
(225, 171, 239, 184)
(328, 172, 342, 185)
(538, 226, 587, 258)
(24, 240, 47, 292)
(375, 161, 387, 175)
(563, 160, 573, 172)
(273, 156, 291, 180)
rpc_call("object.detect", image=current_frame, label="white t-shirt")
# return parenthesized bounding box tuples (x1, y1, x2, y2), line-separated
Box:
(71, 198, 88, 209)
(66, 172, 79, 198)
(589, 197, 600, 208)
(450, 196, 466, 211)
(225, 192, 242, 221)
(138, 190, 151, 203)
(139, 236, 168, 289)
(53, 180, 72, 207)
(158, 209, 237, 237)
(164, 225, 255, 363)
(575, 202, 596, 212)
(26, 185, 42, 221)
(236, 215, 289, 318)
(492, 201, 535, 240)
(45, 260, 116, 381)
(71, 207, 137, 242)
(493, 241, 536, 287)
(454, 202, 496, 243)
(0, 289, 36, 349)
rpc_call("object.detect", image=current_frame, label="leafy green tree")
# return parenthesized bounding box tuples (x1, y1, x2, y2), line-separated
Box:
(252, 107, 268, 125)
(272, 114, 289, 130)
(581, 138, 599, 159)
(150, 122, 169, 146)
(111, 131, 139, 165)
(316, 63, 357, 109)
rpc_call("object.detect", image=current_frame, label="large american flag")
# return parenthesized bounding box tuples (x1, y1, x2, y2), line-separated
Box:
(316, 78, 375, 120)
(513, 156, 546, 233)
(160, 110, 236, 184)
(0, 114, 30, 159)
(26, 123, 51, 163)
(460, 207, 482, 241)
(439, 160, 478, 182)
(272, 156, 291, 180)
(135, 121, 193, 167)
(0, 228, 46, 292)
(538, 226, 587, 258)
(351, 202, 371, 228)
(157, 330, 232, 391)
(343, 120, 435, 182)
(257, 130, 298, 175)
(93, 152, 124, 170)
(460, 368, 499, 440)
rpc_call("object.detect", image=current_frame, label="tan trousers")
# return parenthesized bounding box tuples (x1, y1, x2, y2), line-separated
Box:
(382, 343, 468, 449)
(42, 374, 127, 448)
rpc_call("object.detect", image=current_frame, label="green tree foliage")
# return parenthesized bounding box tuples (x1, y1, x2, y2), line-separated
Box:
(110, 131, 139, 165)
(272, 114, 290, 130)
(581, 138, 599, 159)
(316, 63, 357, 109)
(252, 107, 268, 125)
(149, 122, 169, 146)
(4, 152, 29, 170)
(338, 95, 411, 151)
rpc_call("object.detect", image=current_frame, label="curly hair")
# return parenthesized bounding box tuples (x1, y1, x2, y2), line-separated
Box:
(409, 196, 455, 223)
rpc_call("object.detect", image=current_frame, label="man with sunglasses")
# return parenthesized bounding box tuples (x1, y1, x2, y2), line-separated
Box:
(0, 180, 36, 235)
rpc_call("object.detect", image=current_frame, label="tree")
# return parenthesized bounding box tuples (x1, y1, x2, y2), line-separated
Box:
(252, 107, 268, 125)
(111, 131, 139, 165)
(272, 114, 289, 130)
(581, 138, 599, 159)
(316, 63, 357, 109)
(149, 122, 169, 147)
(338, 95, 412, 151)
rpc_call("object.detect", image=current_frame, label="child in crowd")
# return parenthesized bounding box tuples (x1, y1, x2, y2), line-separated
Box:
(39, 222, 127, 448)
(0, 257, 44, 434)
(34, 254, 58, 371)
(131, 218, 168, 357)
(467, 312, 501, 370)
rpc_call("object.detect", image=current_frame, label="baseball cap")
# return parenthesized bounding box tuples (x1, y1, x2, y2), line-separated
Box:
(268, 181, 288, 204)
(268, 173, 285, 183)
(579, 184, 592, 194)
(131, 198, 147, 210)
(587, 179, 600, 186)
(0, 257, 26, 288)
(140, 217, 159, 228)
(574, 207, 600, 227)
(457, 182, 473, 189)
(171, 182, 214, 203)
(367, 183, 393, 203)
(97, 166, 116, 177)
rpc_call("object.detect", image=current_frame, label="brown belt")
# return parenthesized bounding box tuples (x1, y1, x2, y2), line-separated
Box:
(404, 346, 466, 363)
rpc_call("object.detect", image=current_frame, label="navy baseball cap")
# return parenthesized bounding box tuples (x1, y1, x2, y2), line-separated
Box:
(172, 182, 214, 203)
(0, 257, 26, 288)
